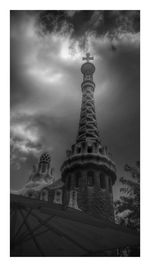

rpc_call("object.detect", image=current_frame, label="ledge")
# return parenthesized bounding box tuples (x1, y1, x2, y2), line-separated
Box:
(61, 153, 116, 184)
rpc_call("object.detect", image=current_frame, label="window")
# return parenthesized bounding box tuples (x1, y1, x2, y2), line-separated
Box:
(85, 75, 91, 81)
(75, 172, 81, 187)
(87, 171, 94, 186)
(99, 148, 102, 153)
(66, 176, 71, 190)
(82, 142, 86, 152)
(68, 190, 79, 209)
(77, 147, 81, 154)
(100, 173, 106, 189)
(108, 177, 112, 193)
(87, 146, 92, 153)
(53, 189, 62, 204)
(41, 162, 47, 173)
(40, 190, 48, 201)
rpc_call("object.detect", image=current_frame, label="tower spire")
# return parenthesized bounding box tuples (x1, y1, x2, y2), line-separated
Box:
(76, 53, 101, 144)
(61, 55, 116, 220)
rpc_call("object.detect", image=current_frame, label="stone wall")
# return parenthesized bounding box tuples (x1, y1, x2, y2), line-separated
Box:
(62, 167, 115, 221)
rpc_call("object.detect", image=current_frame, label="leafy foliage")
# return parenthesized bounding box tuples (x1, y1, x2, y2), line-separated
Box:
(114, 161, 140, 231)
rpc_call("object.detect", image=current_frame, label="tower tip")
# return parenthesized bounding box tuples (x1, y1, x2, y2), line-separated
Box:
(82, 52, 94, 62)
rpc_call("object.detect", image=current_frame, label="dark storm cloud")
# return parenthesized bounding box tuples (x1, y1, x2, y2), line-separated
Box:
(39, 10, 140, 49)
(10, 11, 140, 196)
(93, 37, 140, 154)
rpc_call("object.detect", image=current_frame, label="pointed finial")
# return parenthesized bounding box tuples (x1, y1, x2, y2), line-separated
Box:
(82, 52, 94, 62)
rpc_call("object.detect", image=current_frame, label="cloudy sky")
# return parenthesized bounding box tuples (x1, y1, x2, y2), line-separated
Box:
(10, 11, 140, 198)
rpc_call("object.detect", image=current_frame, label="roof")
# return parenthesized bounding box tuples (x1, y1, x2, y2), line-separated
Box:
(10, 194, 140, 256)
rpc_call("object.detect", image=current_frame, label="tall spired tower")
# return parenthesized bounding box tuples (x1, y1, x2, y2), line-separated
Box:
(61, 53, 116, 221)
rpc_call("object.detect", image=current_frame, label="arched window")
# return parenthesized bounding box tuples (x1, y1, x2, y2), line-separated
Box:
(53, 189, 62, 204)
(87, 171, 94, 186)
(77, 147, 81, 154)
(100, 173, 106, 189)
(66, 175, 71, 190)
(41, 162, 47, 173)
(75, 172, 81, 188)
(108, 177, 112, 193)
(40, 189, 49, 201)
(68, 190, 79, 210)
(87, 146, 92, 153)
(99, 148, 102, 153)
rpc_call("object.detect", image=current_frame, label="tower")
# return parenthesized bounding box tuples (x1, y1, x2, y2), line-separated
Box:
(38, 152, 51, 175)
(61, 53, 116, 220)
(23, 152, 54, 199)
